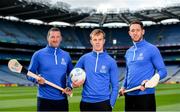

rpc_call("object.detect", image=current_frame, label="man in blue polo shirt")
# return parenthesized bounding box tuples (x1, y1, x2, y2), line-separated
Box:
(72, 29, 120, 111)
(119, 20, 167, 111)
(28, 27, 73, 111)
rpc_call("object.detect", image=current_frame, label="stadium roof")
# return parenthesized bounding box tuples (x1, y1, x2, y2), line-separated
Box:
(0, 0, 88, 24)
(0, 0, 180, 26)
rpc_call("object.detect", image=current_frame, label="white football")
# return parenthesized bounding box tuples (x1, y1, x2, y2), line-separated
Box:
(70, 68, 86, 83)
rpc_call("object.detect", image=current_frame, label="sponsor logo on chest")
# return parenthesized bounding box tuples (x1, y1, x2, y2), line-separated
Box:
(61, 58, 67, 65)
(100, 65, 107, 73)
(137, 53, 144, 60)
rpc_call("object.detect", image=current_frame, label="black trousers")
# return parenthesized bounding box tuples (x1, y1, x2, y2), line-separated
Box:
(37, 97, 68, 112)
(80, 99, 112, 112)
(125, 94, 156, 112)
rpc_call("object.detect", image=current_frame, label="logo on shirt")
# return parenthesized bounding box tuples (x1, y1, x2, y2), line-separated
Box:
(100, 65, 107, 73)
(61, 58, 67, 65)
(137, 53, 144, 60)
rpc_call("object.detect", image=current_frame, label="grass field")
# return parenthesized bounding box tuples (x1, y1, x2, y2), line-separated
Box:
(0, 84, 180, 112)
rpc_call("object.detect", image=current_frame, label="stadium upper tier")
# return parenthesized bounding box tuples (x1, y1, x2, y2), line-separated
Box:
(0, 19, 180, 47)
(1, 0, 180, 25)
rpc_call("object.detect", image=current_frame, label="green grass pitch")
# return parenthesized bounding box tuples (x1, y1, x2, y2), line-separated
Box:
(0, 84, 180, 112)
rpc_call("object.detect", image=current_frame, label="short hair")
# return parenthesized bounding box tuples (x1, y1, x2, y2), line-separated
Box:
(47, 27, 61, 39)
(129, 20, 144, 29)
(90, 29, 105, 39)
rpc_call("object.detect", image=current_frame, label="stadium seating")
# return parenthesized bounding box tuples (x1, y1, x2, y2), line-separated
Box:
(0, 19, 180, 47)
(0, 20, 38, 45)
(145, 24, 180, 45)
(160, 65, 180, 83)
(0, 65, 33, 85)
(118, 67, 126, 81)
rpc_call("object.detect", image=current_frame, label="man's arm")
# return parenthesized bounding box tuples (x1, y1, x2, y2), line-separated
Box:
(110, 60, 120, 107)
(67, 54, 74, 88)
(152, 47, 167, 80)
(122, 66, 128, 88)
(28, 52, 39, 83)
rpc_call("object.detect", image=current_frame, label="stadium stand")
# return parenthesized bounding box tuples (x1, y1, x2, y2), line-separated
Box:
(0, 19, 180, 47)
(161, 65, 180, 83)
(0, 65, 33, 85)
(146, 24, 180, 45)
(170, 70, 180, 83)
(0, 20, 38, 45)
(160, 65, 179, 82)
(118, 67, 126, 81)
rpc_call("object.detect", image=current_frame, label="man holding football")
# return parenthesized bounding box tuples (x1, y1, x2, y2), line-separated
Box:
(72, 29, 120, 111)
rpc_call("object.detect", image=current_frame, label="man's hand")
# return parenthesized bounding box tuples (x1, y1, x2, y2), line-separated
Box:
(140, 80, 148, 91)
(119, 87, 125, 96)
(64, 87, 73, 96)
(72, 80, 84, 88)
(37, 76, 45, 84)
